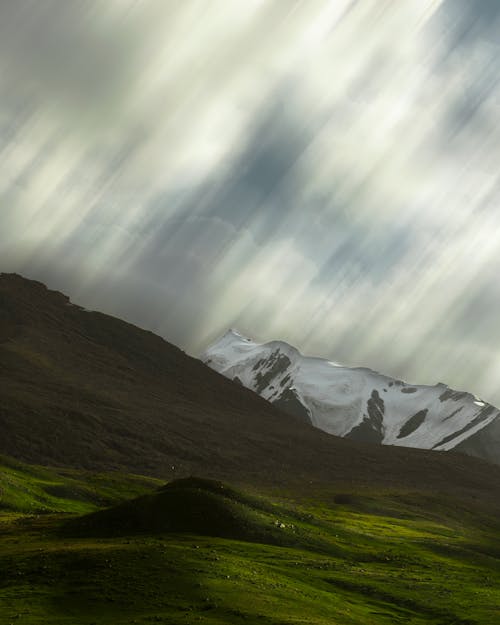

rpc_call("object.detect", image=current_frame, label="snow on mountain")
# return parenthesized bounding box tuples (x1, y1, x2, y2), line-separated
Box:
(203, 329, 500, 464)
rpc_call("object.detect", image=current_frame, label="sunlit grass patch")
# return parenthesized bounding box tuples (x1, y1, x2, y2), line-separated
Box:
(1, 460, 500, 624)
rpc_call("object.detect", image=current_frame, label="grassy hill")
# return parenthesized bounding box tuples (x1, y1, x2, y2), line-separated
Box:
(0, 456, 499, 624)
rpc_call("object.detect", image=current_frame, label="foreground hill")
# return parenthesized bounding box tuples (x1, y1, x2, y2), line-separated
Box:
(1, 459, 500, 624)
(204, 330, 500, 464)
(2, 273, 500, 510)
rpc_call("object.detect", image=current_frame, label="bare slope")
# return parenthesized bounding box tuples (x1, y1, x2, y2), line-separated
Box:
(2, 274, 500, 509)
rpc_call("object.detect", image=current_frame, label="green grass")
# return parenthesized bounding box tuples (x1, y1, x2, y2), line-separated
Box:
(0, 454, 161, 515)
(1, 458, 500, 624)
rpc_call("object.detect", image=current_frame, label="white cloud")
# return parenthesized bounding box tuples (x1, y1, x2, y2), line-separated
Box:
(3, 1, 500, 403)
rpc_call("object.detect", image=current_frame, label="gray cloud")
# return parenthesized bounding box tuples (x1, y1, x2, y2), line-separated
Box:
(0, 1, 150, 127)
(439, 0, 500, 45)
(3, 1, 500, 405)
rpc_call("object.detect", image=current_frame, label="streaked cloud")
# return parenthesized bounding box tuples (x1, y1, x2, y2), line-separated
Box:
(2, 1, 500, 403)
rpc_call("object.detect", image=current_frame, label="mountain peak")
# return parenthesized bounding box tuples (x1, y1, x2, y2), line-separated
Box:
(204, 331, 500, 465)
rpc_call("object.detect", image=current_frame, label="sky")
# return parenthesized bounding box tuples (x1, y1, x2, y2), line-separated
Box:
(2, 0, 500, 403)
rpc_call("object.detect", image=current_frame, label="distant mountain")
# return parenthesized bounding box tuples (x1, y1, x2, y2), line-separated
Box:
(204, 329, 500, 465)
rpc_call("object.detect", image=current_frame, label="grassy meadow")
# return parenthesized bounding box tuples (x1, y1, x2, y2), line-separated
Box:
(0, 457, 499, 624)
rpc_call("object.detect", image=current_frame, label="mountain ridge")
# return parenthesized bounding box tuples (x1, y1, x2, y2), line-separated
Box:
(203, 329, 500, 465)
(3, 273, 500, 510)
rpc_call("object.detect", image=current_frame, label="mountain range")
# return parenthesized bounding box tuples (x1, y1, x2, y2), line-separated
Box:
(204, 329, 500, 465)
(2, 273, 500, 506)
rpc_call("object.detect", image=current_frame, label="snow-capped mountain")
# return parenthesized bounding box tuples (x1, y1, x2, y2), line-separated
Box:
(203, 329, 500, 465)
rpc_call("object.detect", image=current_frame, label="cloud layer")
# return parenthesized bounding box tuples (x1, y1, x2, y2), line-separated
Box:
(2, 1, 500, 403)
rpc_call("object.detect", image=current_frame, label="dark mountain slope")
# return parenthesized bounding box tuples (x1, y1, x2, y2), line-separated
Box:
(2, 273, 500, 509)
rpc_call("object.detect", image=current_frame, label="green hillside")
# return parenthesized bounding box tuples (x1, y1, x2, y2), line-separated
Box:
(0, 457, 499, 624)
(0, 454, 160, 516)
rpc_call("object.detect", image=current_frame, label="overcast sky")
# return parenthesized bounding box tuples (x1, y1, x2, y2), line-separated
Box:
(2, 0, 500, 403)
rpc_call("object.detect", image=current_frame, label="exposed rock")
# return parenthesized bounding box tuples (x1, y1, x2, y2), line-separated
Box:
(397, 410, 428, 439)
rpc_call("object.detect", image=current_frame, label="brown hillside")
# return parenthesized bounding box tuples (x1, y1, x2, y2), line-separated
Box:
(1, 273, 500, 509)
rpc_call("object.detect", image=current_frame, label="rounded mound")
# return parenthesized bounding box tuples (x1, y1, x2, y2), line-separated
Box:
(64, 477, 285, 543)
